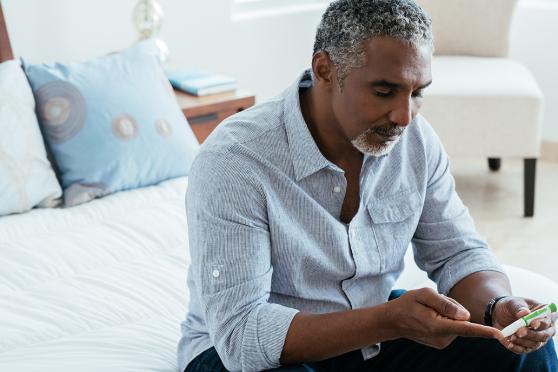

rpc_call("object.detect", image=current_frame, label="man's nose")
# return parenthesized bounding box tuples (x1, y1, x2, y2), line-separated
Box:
(388, 97, 414, 127)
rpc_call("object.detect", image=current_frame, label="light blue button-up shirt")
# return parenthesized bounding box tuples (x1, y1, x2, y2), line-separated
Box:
(177, 71, 504, 372)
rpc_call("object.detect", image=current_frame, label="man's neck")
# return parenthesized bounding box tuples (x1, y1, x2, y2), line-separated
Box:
(299, 87, 362, 167)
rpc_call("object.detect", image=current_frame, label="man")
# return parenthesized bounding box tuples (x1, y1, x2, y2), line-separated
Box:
(178, 1, 558, 371)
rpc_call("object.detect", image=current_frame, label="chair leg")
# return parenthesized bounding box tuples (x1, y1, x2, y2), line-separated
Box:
(524, 158, 537, 217)
(488, 158, 501, 171)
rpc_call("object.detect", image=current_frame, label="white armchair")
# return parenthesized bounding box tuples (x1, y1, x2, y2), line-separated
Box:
(416, 0, 544, 217)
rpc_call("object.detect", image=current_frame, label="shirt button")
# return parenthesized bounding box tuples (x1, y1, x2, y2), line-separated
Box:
(212, 269, 220, 278)
(333, 186, 341, 193)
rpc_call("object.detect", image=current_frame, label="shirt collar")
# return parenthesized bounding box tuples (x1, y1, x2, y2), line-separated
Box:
(283, 70, 340, 181)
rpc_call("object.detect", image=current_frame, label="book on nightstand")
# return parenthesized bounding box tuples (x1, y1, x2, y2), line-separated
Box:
(166, 69, 238, 96)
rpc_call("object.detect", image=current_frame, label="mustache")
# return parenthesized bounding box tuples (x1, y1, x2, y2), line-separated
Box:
(370, 123, 404, 137)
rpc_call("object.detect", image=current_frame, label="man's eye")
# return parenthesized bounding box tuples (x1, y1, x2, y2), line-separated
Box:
(412, 90, 424, 98)
(375, 90, 393, 98)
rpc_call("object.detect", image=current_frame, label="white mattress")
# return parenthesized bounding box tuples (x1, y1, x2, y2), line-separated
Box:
(1, 175, 556, 371)
(0, 177, 190, 372)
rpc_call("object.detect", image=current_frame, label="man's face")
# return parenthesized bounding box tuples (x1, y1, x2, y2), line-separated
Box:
(330, 37, 432, 156)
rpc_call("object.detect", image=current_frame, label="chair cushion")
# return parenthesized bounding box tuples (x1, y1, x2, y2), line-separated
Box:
(415, 0, 518, 57)
(420, 57, 543, 158)
(22, 41, 200, 207)
(0, 60, 62, 216)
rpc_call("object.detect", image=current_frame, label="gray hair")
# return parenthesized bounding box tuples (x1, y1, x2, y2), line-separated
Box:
(313, 0, 433, 85)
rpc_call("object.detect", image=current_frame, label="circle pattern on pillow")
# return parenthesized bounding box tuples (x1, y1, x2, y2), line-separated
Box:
(36, 81, 87, 144)
(112, 114, 139, 140)
(155, 118, 172, 138)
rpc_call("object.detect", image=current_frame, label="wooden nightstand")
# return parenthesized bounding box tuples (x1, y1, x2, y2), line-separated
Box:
(175, 89, 256, 143)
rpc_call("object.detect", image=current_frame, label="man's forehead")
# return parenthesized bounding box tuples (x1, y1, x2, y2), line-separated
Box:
(358, 36, 432, 86)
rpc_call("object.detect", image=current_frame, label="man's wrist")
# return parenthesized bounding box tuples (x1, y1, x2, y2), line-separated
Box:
(380, 299, 405, 341)
(483, 296, 508, 326)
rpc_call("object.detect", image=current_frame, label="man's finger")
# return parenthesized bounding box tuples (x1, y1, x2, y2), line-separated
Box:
(444, 296, 468, 312)
(530, 316, 552, 331)
(510, 335, 545, 350)
(512, 339, 546, 350)
(529, 302, 547, 311)
(440, 319, 503, 339)
(516, 307, 530, 318)
(517, 326, 529, 338)
(516, 327, 552, 343)
(506, 340, 528, 355)
(417, 290, 470, 320)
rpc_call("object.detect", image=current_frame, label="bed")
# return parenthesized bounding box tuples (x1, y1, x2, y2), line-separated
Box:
(0, 178, 190, 372)
(1, 175, 557, 372)
(0, 4, 193, 370)
(0, 3, 556, 371)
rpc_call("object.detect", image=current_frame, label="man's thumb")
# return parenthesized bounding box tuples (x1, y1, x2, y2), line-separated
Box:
(427, 293, 470, 320)
(508, 300, 530, 318)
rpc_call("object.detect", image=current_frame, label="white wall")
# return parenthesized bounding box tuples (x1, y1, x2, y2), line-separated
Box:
(3, 0, 558, 141)
(2, 0, 321, 101)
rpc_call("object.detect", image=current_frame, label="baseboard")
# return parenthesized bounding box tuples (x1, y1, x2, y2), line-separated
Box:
(541, 141, 558, 163)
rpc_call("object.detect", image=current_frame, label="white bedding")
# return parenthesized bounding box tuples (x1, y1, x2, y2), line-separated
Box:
(0, 177, 190, 372)
(1, 175, 556, 372)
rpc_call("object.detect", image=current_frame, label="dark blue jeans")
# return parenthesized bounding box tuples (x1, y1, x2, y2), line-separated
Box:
(185, 290, 558, 372)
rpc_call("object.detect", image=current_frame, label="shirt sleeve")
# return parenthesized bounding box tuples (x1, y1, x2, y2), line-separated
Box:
(186, 149, 299, 372)
(412, 118, 506, 295)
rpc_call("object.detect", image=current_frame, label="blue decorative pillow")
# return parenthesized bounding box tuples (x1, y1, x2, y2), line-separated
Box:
(22, 41, 199, 206)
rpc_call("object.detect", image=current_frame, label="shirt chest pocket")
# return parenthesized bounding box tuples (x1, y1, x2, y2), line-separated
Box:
(366, 189, 422, 273)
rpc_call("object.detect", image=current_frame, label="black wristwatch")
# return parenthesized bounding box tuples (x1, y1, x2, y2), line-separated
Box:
(484, 296, 508, 326)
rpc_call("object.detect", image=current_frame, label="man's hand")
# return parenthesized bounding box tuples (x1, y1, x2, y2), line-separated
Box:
(386, 288, 503, 349)
(492, 296, 557, 354)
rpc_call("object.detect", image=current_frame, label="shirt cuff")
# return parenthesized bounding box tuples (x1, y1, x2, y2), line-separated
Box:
(438, 249, 506, 295)
(242, 303, 299, 371)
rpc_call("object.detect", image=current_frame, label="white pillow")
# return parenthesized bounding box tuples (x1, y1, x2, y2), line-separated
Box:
(416, 0, 518, 57)
(0, 59, 62, 216)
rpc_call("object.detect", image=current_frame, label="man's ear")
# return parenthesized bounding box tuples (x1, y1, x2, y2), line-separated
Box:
(311, 51, 336, 90)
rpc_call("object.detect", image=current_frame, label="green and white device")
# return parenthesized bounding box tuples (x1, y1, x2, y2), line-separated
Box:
(502, 303, 557, 337)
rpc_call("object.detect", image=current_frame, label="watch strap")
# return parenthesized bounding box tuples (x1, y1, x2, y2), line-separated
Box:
(484, 295, 508, 326)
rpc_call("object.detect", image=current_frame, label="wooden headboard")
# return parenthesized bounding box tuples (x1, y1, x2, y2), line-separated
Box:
(0, 2, 14, 62)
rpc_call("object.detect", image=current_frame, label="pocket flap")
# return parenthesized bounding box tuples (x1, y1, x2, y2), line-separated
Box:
(367, 189, 421, 224)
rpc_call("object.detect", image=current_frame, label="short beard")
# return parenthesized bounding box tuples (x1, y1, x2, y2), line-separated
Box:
(351, 125, 404, 156)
